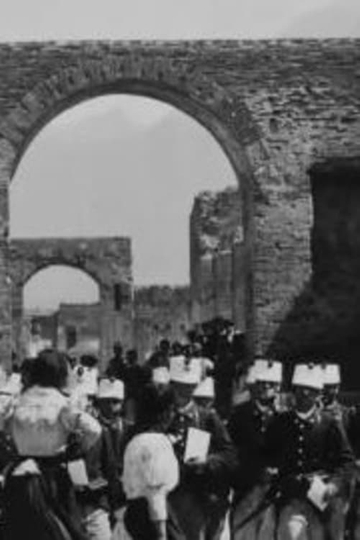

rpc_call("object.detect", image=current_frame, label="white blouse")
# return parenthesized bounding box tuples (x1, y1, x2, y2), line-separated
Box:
(123, 432, 179, 521)
(0, 385, 101, 457)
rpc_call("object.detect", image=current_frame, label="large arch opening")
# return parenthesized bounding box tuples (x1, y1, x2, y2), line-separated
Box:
(1, 56, 263, 367)
(10, 94, 244, 362)
(10, 95, 238, 286)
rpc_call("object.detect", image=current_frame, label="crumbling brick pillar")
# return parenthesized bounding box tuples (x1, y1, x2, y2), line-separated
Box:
(214, 249, 233, 321)
(100, 281, 133, 370)
(199, 253, 216, 322)
(0, 141, 14, 370)
(232, 240, 247, 332)
(251, 164, 313, 359)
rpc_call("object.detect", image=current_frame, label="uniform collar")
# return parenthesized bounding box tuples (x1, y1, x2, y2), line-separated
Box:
(177, 399, 197, 419)
(254, 399, 274, 416)
(295, 405, 317, 421)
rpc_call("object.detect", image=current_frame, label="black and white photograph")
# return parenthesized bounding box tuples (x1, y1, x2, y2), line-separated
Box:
(0, 1, 359, 538)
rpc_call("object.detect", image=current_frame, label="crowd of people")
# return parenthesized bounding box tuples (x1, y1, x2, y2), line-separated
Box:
(0, 323, 359, 540)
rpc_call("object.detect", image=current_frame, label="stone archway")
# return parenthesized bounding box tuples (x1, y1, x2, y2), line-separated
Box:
(0, 49, 263, 368)
(0, 40, 359, 370)
(9, 237, 133, 367)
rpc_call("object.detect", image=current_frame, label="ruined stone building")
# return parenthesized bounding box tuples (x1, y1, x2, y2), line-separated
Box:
(9, 237, 133, 367)
(133, 285, 191, 361)
(190, 187, 246, 329)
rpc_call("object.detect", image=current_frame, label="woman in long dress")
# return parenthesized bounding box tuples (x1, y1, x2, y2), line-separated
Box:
(0, 349, 101, 540)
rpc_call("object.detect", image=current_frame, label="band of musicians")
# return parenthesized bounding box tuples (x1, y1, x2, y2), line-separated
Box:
(0, 324, 359, 540)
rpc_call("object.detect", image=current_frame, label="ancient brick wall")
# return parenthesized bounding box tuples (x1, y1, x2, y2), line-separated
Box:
(134, 285, 191, 362)
(0, 40, 358, 378)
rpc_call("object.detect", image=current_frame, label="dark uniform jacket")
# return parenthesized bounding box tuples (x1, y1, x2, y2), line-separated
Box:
(228, 400, 277, 501)
(78, 417, 127, 514)
(265, 408, 355, 499)
(168, 400, 237, 505)
(323, 401, 360, 458)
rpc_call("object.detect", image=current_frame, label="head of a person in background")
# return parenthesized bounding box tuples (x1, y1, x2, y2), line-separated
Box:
(251, 359, 282, 407)
(126, 349, 139, 366)
(292, 363, 323, 414)
(67, 354, 77, 370)
(113, 340, 123, 360)
(169, 356, 202, 409)
(187, 329, 197, 344)
(321, 363, 341, 407)
(191, 341, 203, 358)
(30, 349, 69, 391)
(159, 339, 170, 355)
(96, 378, 124, 421)
(20, 357, 35, 389)
(224, 320, 235, 341)
(80, 354, 99, 369)
(171, 341, 183, 357)
(136, 382, 176, 432)
(182, 344, 192, 359)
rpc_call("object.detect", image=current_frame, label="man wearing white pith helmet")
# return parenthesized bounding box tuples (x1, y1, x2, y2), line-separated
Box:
(265, 363, 355, 540)
(228, 359, 283, 540)
(167, 354, 237, 540)
(320, 362, 360, 450)
(320, 363, 354, 429)
(193, 376, 215, 410)
(320, 363, 360, 540)
(77, 378, 128, 540)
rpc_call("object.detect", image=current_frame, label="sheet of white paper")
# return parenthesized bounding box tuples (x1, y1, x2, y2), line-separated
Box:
(184, 427, 211, 463)
(67, 459, 89, 487)
(307, 475, 329, 511)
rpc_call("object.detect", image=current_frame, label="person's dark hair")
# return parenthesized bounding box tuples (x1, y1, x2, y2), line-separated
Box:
(80, 354, 99, 368)
(136, 382, 175, 430)
(30, 349, 69, 389)
(171, 341, 183, 356)
(113, 341, 123, 353)
(20, 358, 35, 389)
(159, 339, 170, 352)
(126, 349, 138, 364)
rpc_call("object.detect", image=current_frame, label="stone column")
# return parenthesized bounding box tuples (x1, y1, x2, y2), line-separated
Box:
(251, 171, 313, 358)
(232, 240, 247, 332)
(214, 249, 233, 321)
(199, 253, 215, 322)
(0, 142, 12, 371)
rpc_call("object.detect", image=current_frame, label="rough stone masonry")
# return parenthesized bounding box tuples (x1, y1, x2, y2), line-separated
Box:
(0, 39, 360, 384)
(9, 237, 133, 367)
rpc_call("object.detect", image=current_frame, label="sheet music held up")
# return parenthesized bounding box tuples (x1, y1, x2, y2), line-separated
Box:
(184, 427, 211, 463)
